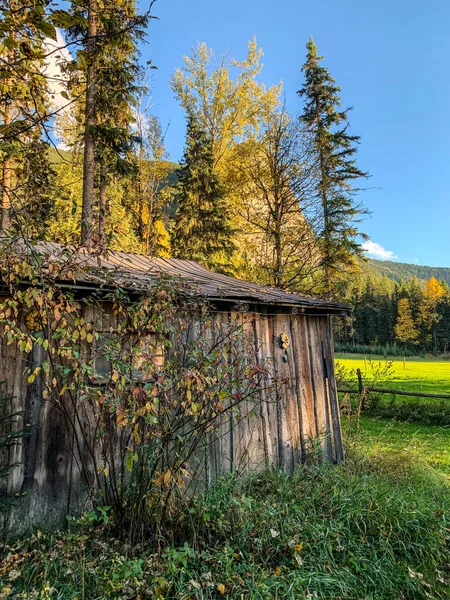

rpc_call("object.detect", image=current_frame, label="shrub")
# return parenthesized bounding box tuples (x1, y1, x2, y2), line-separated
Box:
(0, 382, 29, 520)
(0, 243, 270, 542)
(366, 397, 450, 426)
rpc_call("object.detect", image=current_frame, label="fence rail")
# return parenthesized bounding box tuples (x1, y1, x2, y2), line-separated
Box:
(337, 369, 450, 401)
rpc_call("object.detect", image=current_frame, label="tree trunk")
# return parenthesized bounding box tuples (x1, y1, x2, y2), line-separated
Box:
(80, 0, 98, 244)
(319, 145, 331, 298)
(99, 163, 107, 240)
(1, 52, 12, 233)
(1, 155, 11, 232)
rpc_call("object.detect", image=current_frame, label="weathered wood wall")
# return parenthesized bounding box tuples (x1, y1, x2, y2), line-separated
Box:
(0, 305, 343, 534)
(197, 310, 343, 485)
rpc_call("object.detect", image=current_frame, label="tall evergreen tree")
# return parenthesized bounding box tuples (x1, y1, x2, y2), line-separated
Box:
(66, 0, 149, 244)
(298, 38, 369, 296)
(171, 117, 235, 270)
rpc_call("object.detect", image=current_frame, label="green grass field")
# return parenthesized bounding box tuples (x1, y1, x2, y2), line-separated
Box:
(335, 353, 450, 394)
(345, 416, 450, 480)
(336, 354, 450, 481)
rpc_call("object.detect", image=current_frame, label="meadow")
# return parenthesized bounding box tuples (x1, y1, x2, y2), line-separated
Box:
(336, 353, 450, 480)
(2, 354, 449, 599)
(335, 353, 450, 394)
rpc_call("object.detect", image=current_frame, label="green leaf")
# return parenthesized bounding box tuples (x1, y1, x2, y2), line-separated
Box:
(50, 10, 88, 29)
(36, 20, 57, 41)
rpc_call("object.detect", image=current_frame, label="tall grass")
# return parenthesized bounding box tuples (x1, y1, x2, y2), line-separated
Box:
(1, 450, 449, 599)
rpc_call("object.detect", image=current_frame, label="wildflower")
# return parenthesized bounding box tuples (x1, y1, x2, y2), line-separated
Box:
(270, 528, 280, 538)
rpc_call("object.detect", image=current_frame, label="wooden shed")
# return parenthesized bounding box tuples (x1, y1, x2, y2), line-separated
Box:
(1, 242, 348, 532)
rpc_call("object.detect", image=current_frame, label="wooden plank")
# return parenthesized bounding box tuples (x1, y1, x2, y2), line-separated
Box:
(8, 312, 28, 494)
(252, 314, 269, 467)
(254, 311, 278, 465)
(283, 316, 303, 468)
(296, 316, 318, 445)
(213, 312, 234, 476)
(323, 316, 344, 462)
(289, 317, 306, 464)
(232, 314, 266, 474)
(272, 315, 300, 473)
(229, 312, 248, 474)
(306, 317, 329, 460)
(266, 314, 280, 467)
(315, 317, 333, 462)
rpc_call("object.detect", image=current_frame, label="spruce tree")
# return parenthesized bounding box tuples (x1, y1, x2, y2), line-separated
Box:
(298, 38, 369, 296)
(171, 117, 235, 270)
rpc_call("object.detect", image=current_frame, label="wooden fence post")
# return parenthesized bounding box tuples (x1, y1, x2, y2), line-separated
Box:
(357, 368, 363, 396)
(356, 368, 367, 412)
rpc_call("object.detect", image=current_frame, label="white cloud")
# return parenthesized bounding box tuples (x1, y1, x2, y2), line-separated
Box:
(362, 241, 398, 261)
(42, 29, 72, 110)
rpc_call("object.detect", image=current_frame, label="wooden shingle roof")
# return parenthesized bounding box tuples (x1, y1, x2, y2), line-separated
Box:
(14, 241, 349, 315)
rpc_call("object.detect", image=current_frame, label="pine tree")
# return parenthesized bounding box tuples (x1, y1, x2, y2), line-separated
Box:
(298, 38, 368, 296)
(171, 117, 235, 270)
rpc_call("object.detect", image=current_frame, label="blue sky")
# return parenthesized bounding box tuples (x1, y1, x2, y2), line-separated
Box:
(139, 0, 450, 267)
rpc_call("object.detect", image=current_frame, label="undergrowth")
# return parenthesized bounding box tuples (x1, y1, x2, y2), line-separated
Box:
(1, 451, 449, 599)
(366, 397, 450, 425)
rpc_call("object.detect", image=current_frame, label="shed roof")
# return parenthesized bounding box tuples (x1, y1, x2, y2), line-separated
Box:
(12, 241, 349, 315)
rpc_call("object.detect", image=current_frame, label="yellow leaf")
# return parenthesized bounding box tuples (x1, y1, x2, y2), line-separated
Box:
(217, 584, 226, 595)
(116, 412, 128, 427)
(163, 469, 171, 486)
(86, 333, 94, 344)
(132, 424, 141, 445)
(103, 467, 109, 477)
(111, 370, 119, 383)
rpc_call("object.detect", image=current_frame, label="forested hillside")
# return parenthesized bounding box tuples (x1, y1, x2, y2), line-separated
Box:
(337, 264, 450, 354)
(364, 258, 450, 287)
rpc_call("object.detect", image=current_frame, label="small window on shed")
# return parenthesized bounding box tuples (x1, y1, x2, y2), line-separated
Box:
(132, 334, 165, 382)
(91, 334, 113, 384)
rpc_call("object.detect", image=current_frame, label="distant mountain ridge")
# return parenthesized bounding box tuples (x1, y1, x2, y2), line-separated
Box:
(364, 259, 450, 286)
